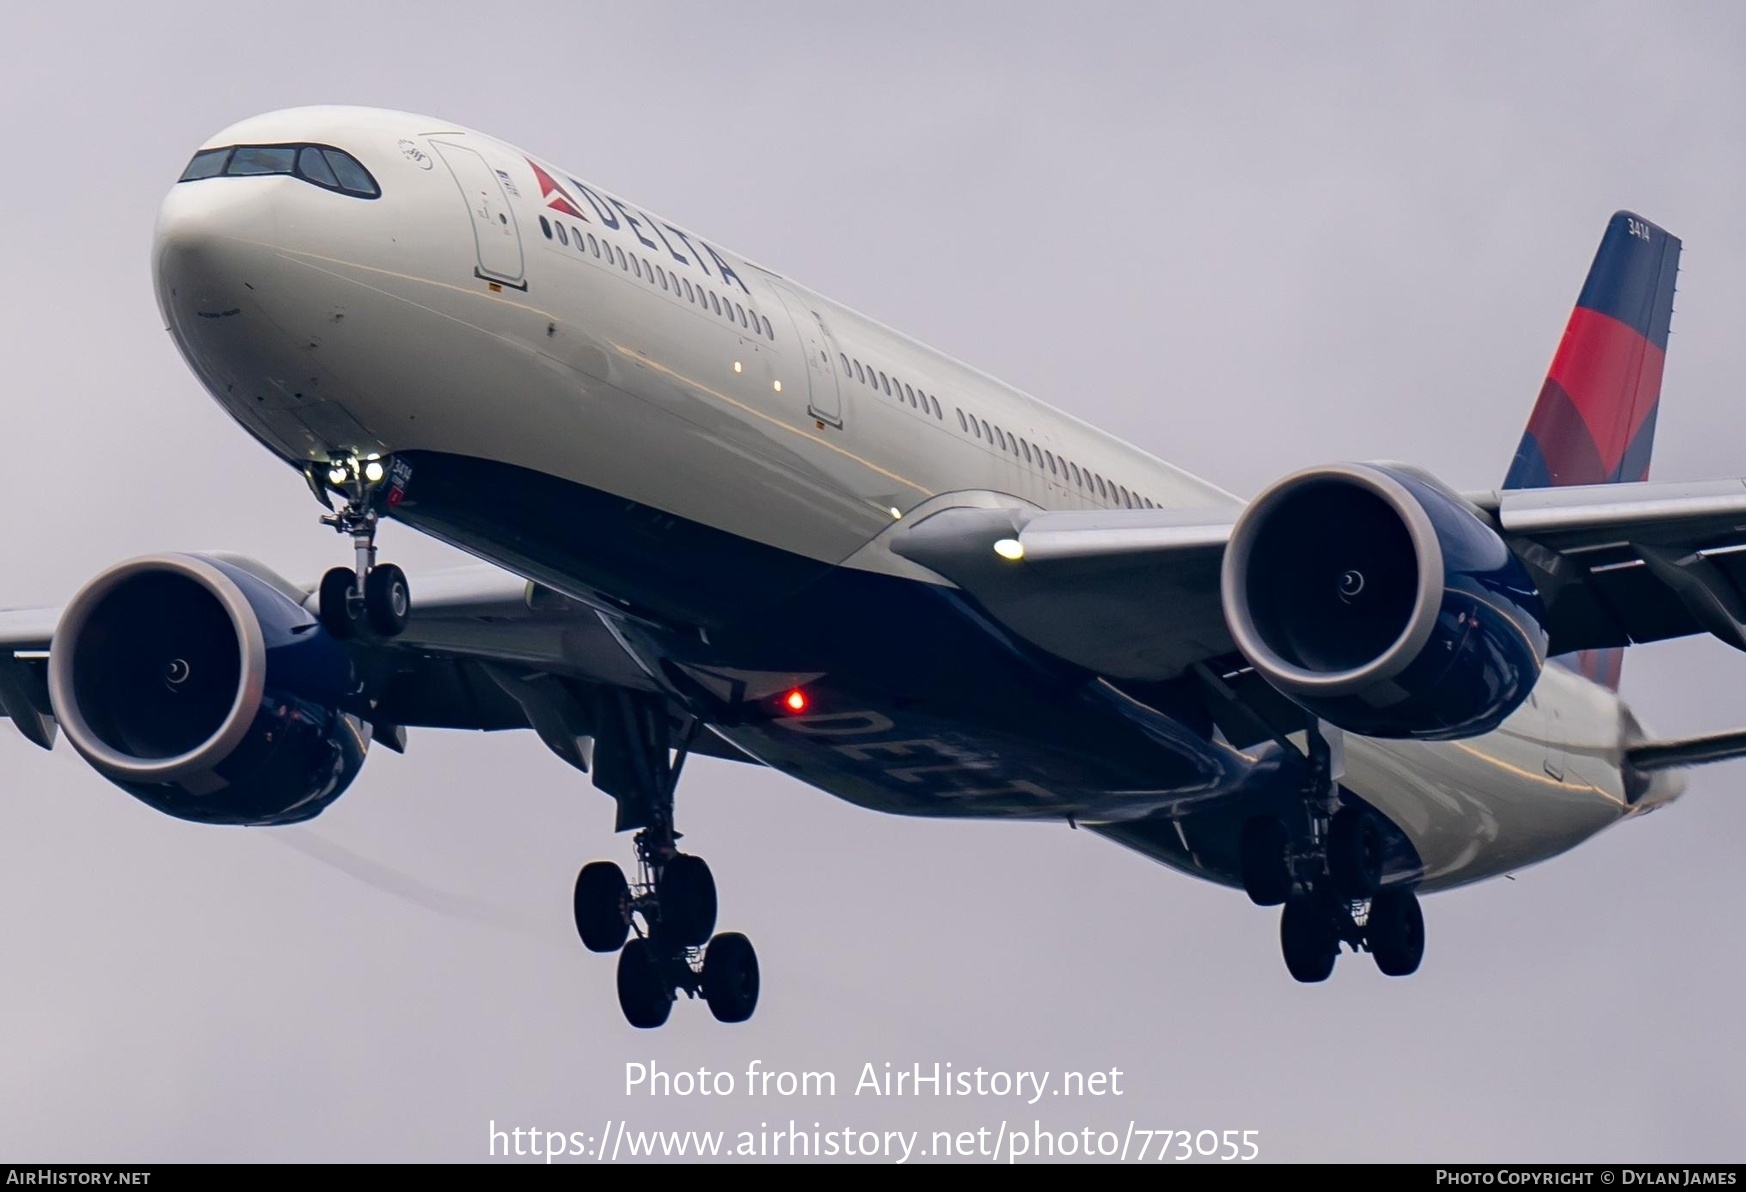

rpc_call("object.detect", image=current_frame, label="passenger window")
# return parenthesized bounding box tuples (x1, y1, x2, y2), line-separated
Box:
(763, 315, 774, 340)
(1070, 463, 1082, 485)
(879, 372, 890, 395)
(656, 265, 667, 289)
(228, 145, 297, 175)
(710, 292, 721, 314)
(178, 148, 230, 181)
(853, 360, 865, 383)
(539, 215, 553, 239)
(980, 419, 992, 441)
(1096, 476, 1108, 498)
(683, 278, 694, 301)
(571, 225, 583, 247)
(841, 353, 852, 376)
(589, 234, 600, 257)
(556, 222, 569, 246)
(617, 246, 628, 269)
(1021, 440, 1032, 463)
(930, 395, 942, 418)
(632, 255, 643, 279)
(957, 409, 967, 431)
(298, 146, 339, 188)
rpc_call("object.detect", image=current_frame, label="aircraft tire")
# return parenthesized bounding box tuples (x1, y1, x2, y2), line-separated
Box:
(655, 854, 717, 947)
(1367, 888, 1425, 977)
(1280, 893, 1338, 983)
(701, 932, 760, 1024)
(1328, 807, 1384, 898)
(1239, 815, 1292, 906)
(318, 567, 360, 639)
(364, 563, 411, 637)
(573, 861, 630, 953)
(616, 937, 673, 1029)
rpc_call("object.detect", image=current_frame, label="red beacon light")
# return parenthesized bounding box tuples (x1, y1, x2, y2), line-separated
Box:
(782, 689, 808, 714)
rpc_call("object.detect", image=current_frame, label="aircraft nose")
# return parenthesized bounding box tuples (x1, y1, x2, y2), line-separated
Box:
(152, 177, 279, 328)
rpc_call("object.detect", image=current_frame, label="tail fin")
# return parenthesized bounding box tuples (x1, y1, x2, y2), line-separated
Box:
(1505, 211, 1682, 688)
(1505, 211, 1681, 489)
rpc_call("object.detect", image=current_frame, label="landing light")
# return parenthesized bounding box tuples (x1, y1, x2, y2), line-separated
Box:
(363, 460, 386, 483)
(773, 380, 783, 393)
(994, 538, 1025, 561)
(783, 689, 808, 713)
(327, 466, 348, 486)
(733, 361, 743, 374)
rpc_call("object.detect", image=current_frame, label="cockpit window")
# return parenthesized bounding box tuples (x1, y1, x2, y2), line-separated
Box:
(297, 146, 339, 188)
(179, 148, 229, 180)
(228, 145, 298, 175)
(177, 143, 380, 198)
(322, 149, 378, 196)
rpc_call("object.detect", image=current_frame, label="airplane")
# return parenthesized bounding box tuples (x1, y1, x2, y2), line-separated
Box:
(5, 105, 1744, 1029)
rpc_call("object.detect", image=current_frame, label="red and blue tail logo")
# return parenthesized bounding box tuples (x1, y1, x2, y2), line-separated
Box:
(1506, 211, 1681, 689)
(1506, 212, 1680, 489)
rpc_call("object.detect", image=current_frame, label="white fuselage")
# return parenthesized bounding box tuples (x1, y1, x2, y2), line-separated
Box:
(152, 106, 1681, 893)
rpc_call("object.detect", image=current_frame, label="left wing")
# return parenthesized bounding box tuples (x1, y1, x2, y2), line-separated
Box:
(889, 476, 1746, 681)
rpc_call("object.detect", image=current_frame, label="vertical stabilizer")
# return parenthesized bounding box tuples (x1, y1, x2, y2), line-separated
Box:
(1505, 211, 1681, 688)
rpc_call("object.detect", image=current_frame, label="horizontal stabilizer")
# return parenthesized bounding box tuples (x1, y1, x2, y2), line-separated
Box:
(1626, 728, 1746, 772)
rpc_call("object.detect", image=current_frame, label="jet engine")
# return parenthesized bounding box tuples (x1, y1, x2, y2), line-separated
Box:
(1220, 463, 1547, 740)
(47, 553, 367, 825)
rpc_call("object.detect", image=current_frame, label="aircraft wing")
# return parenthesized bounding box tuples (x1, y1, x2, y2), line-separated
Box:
(1471, 478, 1746, 653)
(0, 563, 758, 769)
(889, 477, 1746, 681)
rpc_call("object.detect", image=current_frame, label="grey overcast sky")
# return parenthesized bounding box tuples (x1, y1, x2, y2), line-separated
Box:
(2, 1, 1744, 1163)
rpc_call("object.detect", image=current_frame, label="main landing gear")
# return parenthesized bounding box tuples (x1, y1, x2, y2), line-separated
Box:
(1237, 718, 1425, 983)
(571, 705, 759, 1028)
(307, 454, 410, 639)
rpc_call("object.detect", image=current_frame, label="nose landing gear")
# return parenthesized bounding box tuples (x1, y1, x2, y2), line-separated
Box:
(306, 455, 410, 639)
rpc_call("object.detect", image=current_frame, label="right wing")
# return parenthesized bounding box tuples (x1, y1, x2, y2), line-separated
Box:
(888, 477, 1746, 683)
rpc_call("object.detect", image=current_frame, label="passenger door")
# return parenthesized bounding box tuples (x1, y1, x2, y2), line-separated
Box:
(771, 282, 843, 427)
(431, 140, 527, 290)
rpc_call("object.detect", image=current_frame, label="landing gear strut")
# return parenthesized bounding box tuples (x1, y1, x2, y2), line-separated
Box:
(1237, 717, 1425, 982)
(308, 454, 410, 640)
(570, 706, 759, 1028)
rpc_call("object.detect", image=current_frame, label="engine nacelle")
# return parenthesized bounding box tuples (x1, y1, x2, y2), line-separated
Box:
(47, 553, 366, 825)
(1221, 463, 1547, 740)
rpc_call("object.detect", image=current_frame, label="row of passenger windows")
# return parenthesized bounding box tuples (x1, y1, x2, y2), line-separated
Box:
(845, 349, 1159, 509)
(955, 406, 1157, 508)
(840, 353, 943, 420)
(841, 348, 1155, 507)
(539, 215, 774, 341)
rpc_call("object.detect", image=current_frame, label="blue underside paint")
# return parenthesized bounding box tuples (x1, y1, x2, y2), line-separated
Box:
(386, 450, 1425, 888)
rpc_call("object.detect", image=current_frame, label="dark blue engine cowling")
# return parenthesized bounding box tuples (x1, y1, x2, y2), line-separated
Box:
(1221, 463, 1548, 740)
(47, 553, 367, 825)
